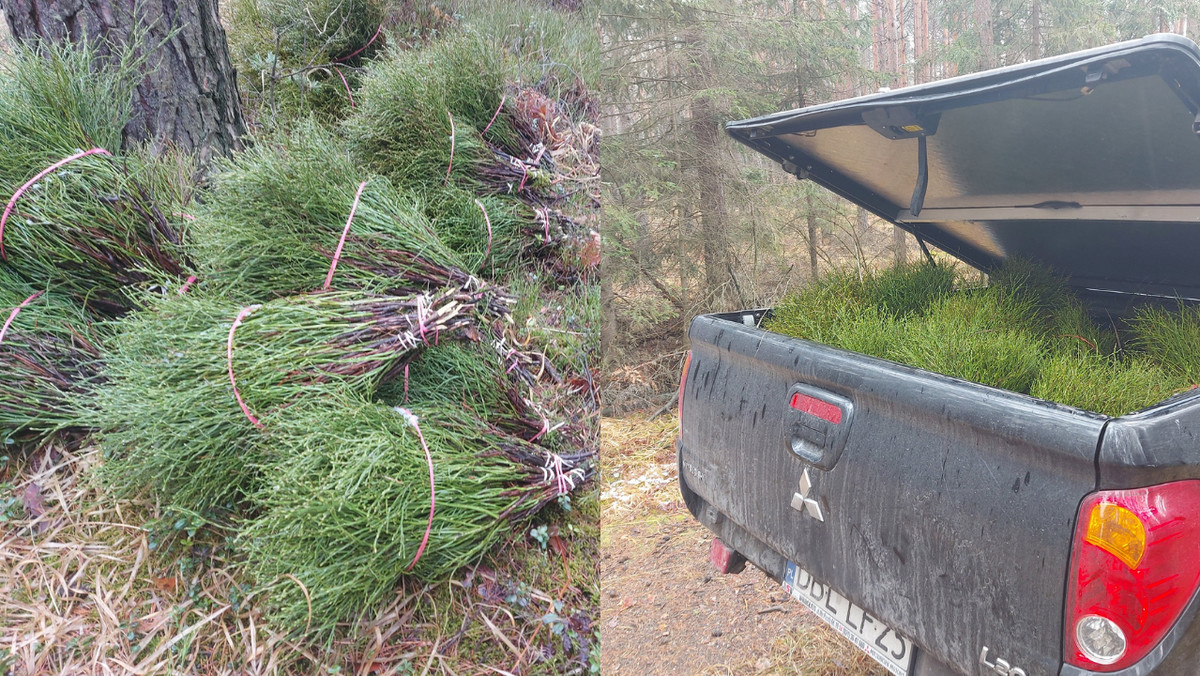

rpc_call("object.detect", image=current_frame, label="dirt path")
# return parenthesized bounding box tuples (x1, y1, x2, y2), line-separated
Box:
(602, 511, 817, 674)
(600, 416, 887, 675)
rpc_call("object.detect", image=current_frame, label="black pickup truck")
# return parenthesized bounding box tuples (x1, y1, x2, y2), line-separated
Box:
(678, 35, 1200, 676)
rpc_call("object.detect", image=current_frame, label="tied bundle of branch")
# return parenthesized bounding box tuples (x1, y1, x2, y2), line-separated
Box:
(190, 122, 501, 308)
(241, 395, 593, 637)
(344, 34, 519, 190)
(0, 269, 100, 446)
(417, 187, 530, 278)
(91, 286, 494, 515)
(374, 341, 548, 439)
(0, 37, 194, 314)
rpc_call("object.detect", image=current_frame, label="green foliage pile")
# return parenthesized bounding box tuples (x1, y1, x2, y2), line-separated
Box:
(0, 39, 192, 314)
(341, 13, 601, 282)
(1128, 303, 1200, 383)
(344, 33, 517, 188)
(0, 268, 99, 445)
(88, 284, 593, 637)
(188, 121, 483, 300)
(92, 286, 497, 514)
(766, 260, 1200, 417)
(0, 1, 600, 656)
(241, 395, 578, 634)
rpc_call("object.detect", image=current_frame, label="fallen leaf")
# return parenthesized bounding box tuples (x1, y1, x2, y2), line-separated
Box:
(153, 577, 179, 593)
(21, 483, 50, 533)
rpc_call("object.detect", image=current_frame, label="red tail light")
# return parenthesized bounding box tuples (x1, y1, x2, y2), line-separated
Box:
(1065, 480, 1200, 671)
(677, 350, 692, 424)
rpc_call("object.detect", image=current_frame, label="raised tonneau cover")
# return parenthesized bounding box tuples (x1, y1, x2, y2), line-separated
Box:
(727, 34, 1200, 310)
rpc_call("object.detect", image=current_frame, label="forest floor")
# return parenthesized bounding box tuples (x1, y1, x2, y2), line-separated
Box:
(599, 415, 887, 675)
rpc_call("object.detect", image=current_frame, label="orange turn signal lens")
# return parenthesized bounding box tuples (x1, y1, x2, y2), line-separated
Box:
(1085, 502, 1146, 569)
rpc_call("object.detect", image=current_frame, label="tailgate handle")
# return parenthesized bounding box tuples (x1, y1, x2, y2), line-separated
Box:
(787, 384, 854, 470)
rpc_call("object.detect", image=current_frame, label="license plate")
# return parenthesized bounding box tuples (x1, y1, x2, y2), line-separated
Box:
(782, 561, 915, 676)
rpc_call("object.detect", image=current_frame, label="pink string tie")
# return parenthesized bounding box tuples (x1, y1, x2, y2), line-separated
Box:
(177, 275, 198, 295)
(334, 67, 355, 107)
(0, 291, 44, 346)
(336, 24, 383, 63)
(395, 407, 435, 572)
(482, 94, 506, 134)
(1, 148, 112, 260)
(227, 305, 265, 429)
(323, 181, 368, 290)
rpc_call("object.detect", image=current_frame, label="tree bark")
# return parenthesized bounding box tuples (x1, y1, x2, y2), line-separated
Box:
(684, 26, 731, 304)
(1, 0, 246, 164)
(690, 93, 731, 300)
(974, 0, 995, 69)
(1030, 0, 1042, 60)
(600, 255, 617, 363)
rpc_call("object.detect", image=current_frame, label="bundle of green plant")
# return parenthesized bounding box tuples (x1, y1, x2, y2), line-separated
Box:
(374, 341, 546, 438)
(897, 290, 1048, 393)
(90, 286, 496, 514)
(1031, 354, 1179, 417)
(241, 395, 593, 636)
(0, 37, 139, 188)
(764, 270, 871, 345)
(1128, 302, 1200, 383)
(343, 34, 521, 187)
(0, 150, 193, 313)
(863, 261, 957, 318)
(190, 123, 489, 303)
(419, 187, 528, 279)
(228, 0, 386, 119)
(0, 42, 193, 313)
(0, 269, 101, 446)
(987, 258, 1076, 332)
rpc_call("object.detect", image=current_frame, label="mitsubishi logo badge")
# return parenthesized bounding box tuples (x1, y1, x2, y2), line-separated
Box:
(790, 469, 824, 521)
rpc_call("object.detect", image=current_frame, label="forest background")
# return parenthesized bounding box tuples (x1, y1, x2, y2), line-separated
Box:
(598, 0, 1200, 411)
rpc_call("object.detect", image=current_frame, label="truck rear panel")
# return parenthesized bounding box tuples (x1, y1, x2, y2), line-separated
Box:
(679, 310, 1105, 674)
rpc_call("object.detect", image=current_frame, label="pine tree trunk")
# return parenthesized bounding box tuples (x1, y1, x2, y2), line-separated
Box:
(600, 260, 617, 364)
(1, 0, 246, 164)
(684, 25, 731, 304)
(974, 0, 995, 69)
(691, 93, 731, 300)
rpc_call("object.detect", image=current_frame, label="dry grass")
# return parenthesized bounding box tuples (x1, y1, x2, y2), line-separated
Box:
(708, 624, 890, 675)
(599, 414, 681, 527)
(0, 443, 597, 675)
